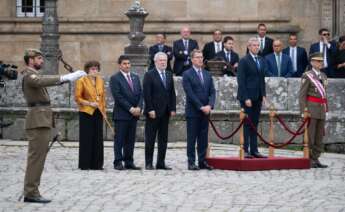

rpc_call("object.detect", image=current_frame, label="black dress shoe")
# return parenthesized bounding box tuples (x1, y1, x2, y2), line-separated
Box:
(145, 164, 154, 170)
(199, 162, 213, 170)
(24, 196, 51, 204)
(244, 152, 254, 159)
(125, 164, 142, 170)
(310, 160, 319, 168)
(188, 164, 200, 170)
(252, 152, 267, 158)
(156, 165, 172, 170)
(114, 163, 124, 170)
(315, 160, 328, 168)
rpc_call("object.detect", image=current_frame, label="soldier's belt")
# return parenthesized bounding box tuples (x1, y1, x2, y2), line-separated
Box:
(27, 101, 51, 107)
(307, 96, 327, 104)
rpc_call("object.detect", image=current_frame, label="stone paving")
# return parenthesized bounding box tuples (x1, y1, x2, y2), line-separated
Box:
(1, 140, 345, 212)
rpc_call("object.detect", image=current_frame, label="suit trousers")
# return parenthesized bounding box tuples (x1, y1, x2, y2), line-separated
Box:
(113, 120, 137, 166)
(308, 118, 325, 161)
(186, 116, 209, 165)
(24, 127, 51, 198)
(78, 110, 104, 170)
(241, 100, 262, 154)
(144, 114, 170, 166)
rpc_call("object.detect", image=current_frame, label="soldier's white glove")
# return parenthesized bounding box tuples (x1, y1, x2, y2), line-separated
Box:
(325, 112, 329, 121)
(60, 70, 87, 82)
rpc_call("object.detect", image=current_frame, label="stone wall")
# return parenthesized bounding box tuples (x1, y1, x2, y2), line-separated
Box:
(1, 77, 345, 153)
(0, 0, 342, 76)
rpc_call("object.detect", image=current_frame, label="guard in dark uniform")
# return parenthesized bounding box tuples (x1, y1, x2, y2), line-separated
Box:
(299, 52, 328, 168)
(22, 49, 86, 203)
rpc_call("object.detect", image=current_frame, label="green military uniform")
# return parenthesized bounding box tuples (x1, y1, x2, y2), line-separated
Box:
(22, 66, 61, 198)
(299, 53, 328, 168)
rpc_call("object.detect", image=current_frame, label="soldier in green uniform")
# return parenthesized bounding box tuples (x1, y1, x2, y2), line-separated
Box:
(22, 49, 86, 203)
(299, 52, 328, 168)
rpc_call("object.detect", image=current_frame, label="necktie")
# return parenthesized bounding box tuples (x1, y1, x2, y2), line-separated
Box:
(276, 53, 281, 77)
(126, 74, 134, 91)
(227, 52, 231, 62)
(198, 70, 204, 85)
(323, 44, 328, 68)
(160, 71, 167, 88)
(158, 45, 163, 52)
(254, 56, 260, 70)
(291, 48, 297, 71)
(260, 38, 264, 50)
(184, 40, 188, 50)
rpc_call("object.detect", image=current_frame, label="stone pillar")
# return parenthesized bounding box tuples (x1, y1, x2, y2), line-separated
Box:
(124, 0, 149, 79)
(321, 0, 333, 33)
(335, 0, 345, 37)
(40, 0, 59, 75)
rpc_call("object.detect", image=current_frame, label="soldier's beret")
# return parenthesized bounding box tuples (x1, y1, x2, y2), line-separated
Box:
(24, 49, 43, 58)
(309, 52, 324, 61)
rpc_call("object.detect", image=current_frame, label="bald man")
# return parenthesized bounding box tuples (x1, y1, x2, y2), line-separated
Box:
(264, 39, 294, 77)
(173, 26, 199, 76)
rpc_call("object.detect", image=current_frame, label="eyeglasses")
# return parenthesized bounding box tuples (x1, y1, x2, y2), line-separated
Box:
(322, 33, 330, 36)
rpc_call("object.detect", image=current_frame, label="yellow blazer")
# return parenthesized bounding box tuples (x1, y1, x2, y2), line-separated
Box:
(75, 75, 106, 117)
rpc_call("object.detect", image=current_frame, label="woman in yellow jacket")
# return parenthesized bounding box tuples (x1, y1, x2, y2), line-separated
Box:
(75, 61, 106, 170)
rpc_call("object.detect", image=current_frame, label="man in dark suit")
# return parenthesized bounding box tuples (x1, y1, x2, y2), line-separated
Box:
(148, 33, 173, 72)
(173, 26, 199, 76)
(283, 33, 309, 77)
(109, 55, 143, 170)
(202, 30, 223, 63)
(143, 52, 176, 170)
(309, 28, 337, 77)
(265, 39, 294, 77)
(247, 23, 273, 57)
(182, 49, 216, 170)
(237, 37, 268, 158)
(215, 36, 240, 76)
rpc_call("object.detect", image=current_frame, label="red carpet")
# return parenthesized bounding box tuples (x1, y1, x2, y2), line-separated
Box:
(206, 156, 310, 171)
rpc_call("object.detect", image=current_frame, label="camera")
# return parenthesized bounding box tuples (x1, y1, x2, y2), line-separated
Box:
(0, 61, 18, 88)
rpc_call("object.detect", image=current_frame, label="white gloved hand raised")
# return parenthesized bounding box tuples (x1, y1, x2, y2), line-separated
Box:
(60, 70, 87, 82)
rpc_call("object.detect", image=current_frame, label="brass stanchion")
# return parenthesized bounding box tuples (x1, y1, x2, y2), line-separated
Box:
(268, 107, 275, 157)
(303, 110, 310, 158)
(206, 112, 212, 158)
(239, 109, 245, 160)
(206, 121, 211, 158)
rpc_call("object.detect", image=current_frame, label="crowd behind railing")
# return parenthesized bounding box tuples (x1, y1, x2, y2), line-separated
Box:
(148, 23, 345, 78)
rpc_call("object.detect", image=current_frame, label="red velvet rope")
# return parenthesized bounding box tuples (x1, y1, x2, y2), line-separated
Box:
(208, 118, 245, 140)
(275, 114, 306, 136)
(244, 117, 310, 148)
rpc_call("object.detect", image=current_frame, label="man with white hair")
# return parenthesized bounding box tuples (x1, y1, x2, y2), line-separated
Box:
(237, 37, 268, 158)
(143, 52, 176, 170)
(173, 26, 199, 76)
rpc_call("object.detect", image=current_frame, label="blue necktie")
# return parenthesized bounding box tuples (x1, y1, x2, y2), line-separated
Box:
(255, 56, 260, 70)
(198, 70, 204, 85)
(160, 72, 166, 88)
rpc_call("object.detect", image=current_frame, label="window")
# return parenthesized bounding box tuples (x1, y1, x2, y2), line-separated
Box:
(16, 0, 45, 17)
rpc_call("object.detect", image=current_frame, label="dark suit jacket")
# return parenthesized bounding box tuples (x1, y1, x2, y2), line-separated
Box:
(148, 44, 173, 71)
(215, 50, 239, 66)
(246, 36, 273, 57)
(202, 41, 222, 62)
(237, 54, 266, 102)
(283, 46, 308, 77)
(182, 67, 216, 118)
(173, 39, 199, 75)
(109, 72, 143, 121)
(309, 41, 337, 76)
(215, 50, 240, 76)
(143, 68, 176, 118)
(264, 53, 294, 77)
